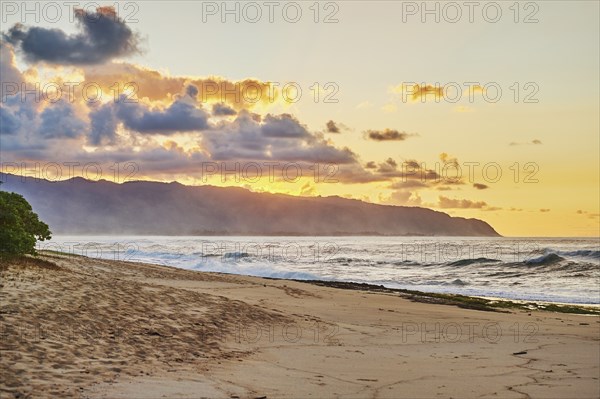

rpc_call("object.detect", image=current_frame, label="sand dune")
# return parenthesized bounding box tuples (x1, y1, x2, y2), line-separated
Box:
(1, 253, 598, 398)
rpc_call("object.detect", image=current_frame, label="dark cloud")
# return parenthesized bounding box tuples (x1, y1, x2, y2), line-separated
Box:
(204, 111, 356, 165)
(2, 75, 362, 171)
(438, 196, 488, 209)
(115, 96, 209, 134)
(386, 190, 422, 206)
(483, 206, 502, 212)
(84, 90, 210, 140)
(509, 139, 543, 146)
(439, 152, 457, 163)
(366, 129, 414, 141)
(186, 85, 199, 99)
(38, 100, 87, 138)
(3, 7, 140, 65)
(261, 114, 310, 138)
(1, 34, 471, 192)
(370, 158, 440, 181)
(335, 156, 459, 186)
(540, 208, 551, 212)
(0, 106, 20, 135)
(89, 102, 118, 145)
(389, 180, 428, 189)
(326, 120, 340, 133)
(0, 87, 40, 143)
(330, 164, 384, 184)
(377, 158, 398, 173)
(409, 84, 444, 101)
(404, 160, 421, 169)
(473, 183, 489, 190)
(212, 103, 237, 116)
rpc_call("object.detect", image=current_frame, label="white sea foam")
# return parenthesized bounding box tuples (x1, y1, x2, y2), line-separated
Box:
(41, 236, 600, 305)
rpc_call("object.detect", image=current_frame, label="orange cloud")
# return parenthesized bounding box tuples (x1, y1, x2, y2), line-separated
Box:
(83, 63, 279, 109)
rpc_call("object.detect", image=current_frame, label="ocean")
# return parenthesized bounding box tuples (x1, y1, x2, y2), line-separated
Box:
(41, 236, 600, 305)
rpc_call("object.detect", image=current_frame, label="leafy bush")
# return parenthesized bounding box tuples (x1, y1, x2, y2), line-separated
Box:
(0, 189, 51, 258)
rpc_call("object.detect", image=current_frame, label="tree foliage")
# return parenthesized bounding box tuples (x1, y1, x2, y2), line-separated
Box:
(0, 188, 51, 258)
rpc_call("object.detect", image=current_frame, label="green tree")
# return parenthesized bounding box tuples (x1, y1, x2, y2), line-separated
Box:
(0, 187, 51, 258)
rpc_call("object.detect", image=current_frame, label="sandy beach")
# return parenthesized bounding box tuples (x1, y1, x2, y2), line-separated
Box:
(1, 253, 598, 399)
(2, 2, 598, 398)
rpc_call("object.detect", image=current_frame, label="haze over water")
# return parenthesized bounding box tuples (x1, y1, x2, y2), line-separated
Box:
(43, 236, 600, 305)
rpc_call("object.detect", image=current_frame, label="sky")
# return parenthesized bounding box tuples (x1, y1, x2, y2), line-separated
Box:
(0, 1, 599, 236)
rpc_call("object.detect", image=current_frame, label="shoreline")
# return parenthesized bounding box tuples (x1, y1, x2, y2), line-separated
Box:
(42, 249, 600, 311)
(292, 279, 600, 314)
(2, 253, 599, 398)
(39, 233, 600, 307)
(43, 248, 600, 310)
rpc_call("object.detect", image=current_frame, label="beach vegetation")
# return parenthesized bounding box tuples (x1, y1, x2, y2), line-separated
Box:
(0, 187, 52, 259)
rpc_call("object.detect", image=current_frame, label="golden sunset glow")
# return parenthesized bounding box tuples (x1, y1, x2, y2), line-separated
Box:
(1, 2, 598, 237)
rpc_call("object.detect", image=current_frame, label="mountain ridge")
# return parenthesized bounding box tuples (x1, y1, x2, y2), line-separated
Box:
(0, 173, 501, 236)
